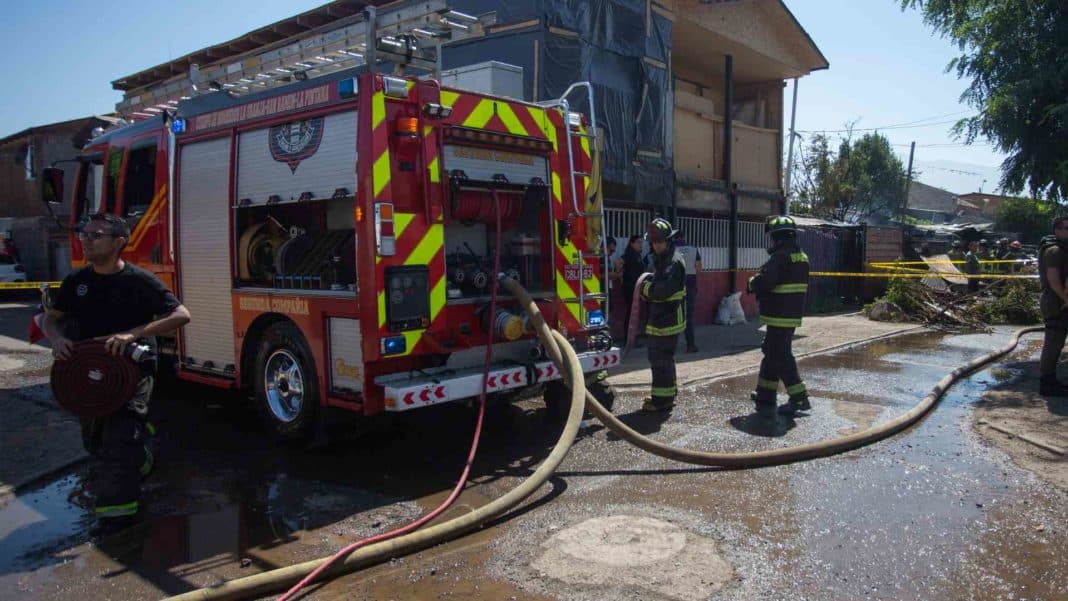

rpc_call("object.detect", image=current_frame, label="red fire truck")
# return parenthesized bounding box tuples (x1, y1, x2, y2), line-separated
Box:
(44, 62, 618, 439)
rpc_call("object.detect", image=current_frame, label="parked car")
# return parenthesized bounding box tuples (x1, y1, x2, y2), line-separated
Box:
(0, 254, 27, 282)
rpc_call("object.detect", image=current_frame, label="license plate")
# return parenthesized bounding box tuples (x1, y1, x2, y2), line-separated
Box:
(564, 263, 594, 281)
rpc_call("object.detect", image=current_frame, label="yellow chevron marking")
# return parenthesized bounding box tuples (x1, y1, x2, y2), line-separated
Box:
(579, 125, 591, 158)
(377, 290, 386, 328)
(429, 277, 446, 320)
(423, 125, 432, 136)
(372, 92, 386, 130)
(552, 172, 562, 205)
(526, 106, 557, 151)
(373, 151, 391, 198)
(405, 223, 442, 267)
(555, 271, 582, 324)
(395, 212, 414, 238)
(427, 156, 440, 183)
(441, 91, 460, 106)
(496, 103, 528, 136)
(463, 99, 495, 129)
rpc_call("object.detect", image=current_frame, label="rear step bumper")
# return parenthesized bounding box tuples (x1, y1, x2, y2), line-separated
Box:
(378, 347, 620, 412)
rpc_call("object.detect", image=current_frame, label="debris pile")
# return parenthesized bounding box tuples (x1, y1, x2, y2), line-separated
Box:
(865, 276, 1039, 328)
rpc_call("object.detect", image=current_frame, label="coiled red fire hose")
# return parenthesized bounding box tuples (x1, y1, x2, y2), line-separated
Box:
(50, 339, 142, 418)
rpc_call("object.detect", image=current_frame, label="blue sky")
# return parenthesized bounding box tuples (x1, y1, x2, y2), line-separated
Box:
(0, 0, 1001, 194)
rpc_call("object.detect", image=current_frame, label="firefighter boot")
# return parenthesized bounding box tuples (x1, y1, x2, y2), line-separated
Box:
(777, 393, 812, 417)
(1039, 375, 1068, 397)
(749, 391, 777, 423)
(640, 397, 675, 413)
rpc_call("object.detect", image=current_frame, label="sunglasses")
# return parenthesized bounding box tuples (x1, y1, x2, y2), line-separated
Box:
(77, 231, 115, 241)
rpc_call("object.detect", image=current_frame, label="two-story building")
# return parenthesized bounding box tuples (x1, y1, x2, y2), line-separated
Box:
(106, 0, 828, 324)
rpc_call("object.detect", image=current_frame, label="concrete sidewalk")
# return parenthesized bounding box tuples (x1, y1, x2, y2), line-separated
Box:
(608, 312, 926, 391)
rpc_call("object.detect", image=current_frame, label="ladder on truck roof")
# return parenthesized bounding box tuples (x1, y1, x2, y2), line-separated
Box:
(117, 0, 482, 118)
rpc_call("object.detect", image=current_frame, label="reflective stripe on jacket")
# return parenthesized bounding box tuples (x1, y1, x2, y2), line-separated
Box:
(748, 241, 809, 328)
(640, 245, 687, 336)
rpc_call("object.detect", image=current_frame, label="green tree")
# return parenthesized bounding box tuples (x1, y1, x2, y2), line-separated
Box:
(792, 131, 907, 223)
(994, 197, 1055, 243)
(901, 0, 1068, 201)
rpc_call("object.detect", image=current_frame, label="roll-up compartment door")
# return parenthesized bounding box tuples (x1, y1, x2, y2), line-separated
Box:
(177, 137, 235, 373)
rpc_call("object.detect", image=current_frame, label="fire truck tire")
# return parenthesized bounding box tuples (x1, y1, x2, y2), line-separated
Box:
(544, 370, 614, 422)
(252, 322, 320, 442)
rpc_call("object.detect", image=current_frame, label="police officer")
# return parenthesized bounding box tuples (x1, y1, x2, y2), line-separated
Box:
(747, 215, 810, 421)
(639, 218, 686, 412)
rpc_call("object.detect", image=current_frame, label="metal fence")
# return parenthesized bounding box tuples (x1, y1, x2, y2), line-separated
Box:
(677, 216, 766, 270)
(604, 209, 767, 270)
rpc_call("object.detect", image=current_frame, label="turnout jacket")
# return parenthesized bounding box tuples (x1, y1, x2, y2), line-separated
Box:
(640, 243, 687, 336)
(748, 240, 809, 328)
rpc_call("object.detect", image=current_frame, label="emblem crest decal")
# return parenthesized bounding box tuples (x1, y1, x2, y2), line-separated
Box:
(76, 284, 88, 297)
(269, 118, 325, 173)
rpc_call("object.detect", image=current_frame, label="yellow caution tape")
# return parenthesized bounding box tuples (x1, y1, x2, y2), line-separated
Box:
(0, 281, 61, 290)
(809, 272, 1036, 280)
(868, 260, 1029, 266)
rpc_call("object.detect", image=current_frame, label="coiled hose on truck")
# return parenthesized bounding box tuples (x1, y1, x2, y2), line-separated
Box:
(166, 280, 1044, 599)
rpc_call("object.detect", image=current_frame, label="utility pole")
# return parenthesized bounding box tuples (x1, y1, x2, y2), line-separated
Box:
(783, 78, 799, 216)
(901, 141, 916, 256)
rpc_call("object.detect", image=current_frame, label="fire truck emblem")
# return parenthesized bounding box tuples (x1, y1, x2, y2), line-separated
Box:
(269, 118, 324, 173)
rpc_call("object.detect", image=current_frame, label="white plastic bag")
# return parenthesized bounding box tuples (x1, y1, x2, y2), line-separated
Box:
(714, 291, 747, 325)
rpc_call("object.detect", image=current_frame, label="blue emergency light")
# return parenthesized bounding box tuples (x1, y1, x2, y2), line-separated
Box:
(381, 335, 406, 356)
(587, 309, 606, 327)
(171, 118, 187, 134)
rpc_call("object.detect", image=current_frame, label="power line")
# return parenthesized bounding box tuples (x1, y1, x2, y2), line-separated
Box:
(796, 110, 977, 134)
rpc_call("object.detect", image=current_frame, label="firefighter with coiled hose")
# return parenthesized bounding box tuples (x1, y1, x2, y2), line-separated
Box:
(41, 213, 190, 536)
(747, 215, 810, 424)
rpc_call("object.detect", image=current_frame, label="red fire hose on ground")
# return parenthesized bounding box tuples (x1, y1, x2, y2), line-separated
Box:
(276, 191, 508, 601)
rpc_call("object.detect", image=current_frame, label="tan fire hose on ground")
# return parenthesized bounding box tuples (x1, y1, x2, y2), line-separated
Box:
(166, 278, 1044, 599)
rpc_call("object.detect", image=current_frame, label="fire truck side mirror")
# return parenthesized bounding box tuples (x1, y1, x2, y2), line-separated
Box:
(41, 167, 64, 205)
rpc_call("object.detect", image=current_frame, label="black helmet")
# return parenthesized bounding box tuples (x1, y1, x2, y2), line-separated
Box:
(645, 218, 678, 243)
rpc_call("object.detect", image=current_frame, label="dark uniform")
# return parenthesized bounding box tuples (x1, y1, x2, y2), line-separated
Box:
(1037, 229, 1068, 396)
(639, 218, 686, 412)
(747, 216, 810, 419)
(52, 263, 179, 521)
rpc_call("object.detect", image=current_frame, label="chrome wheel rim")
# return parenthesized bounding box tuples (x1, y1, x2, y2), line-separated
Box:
(264, 349, 305, 423)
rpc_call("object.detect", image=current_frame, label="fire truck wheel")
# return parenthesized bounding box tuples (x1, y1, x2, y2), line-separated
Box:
(253, 322, 319, 442)
(587, 369, 616, 412)
(543, 370, 615, 423)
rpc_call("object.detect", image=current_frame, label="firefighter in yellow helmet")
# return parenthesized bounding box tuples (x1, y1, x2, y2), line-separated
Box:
(747, 215, 810, 423)
(639, 218, 687, 412)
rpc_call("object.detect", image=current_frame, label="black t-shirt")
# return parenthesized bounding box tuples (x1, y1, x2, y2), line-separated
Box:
(53, 263, 181, 342)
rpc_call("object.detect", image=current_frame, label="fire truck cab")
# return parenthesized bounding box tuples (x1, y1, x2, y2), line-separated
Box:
(48, 65, 618, 440)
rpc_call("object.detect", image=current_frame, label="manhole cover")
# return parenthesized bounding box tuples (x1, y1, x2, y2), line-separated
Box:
(532, 514, 732, 600)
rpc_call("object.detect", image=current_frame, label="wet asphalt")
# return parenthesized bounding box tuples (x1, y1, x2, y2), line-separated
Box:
(1, 327, 1066, 600)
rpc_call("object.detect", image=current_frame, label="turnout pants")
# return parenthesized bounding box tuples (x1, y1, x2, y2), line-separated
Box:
(754, 326, 806, 406)
(80, 376, 155, 519)
(647, 334, 678, 407)
(1040, 294, 1068, 377)
(684, 278, 697, 348)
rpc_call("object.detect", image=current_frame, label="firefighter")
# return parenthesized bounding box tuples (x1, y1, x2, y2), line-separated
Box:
(41, 214, 191, 536)
(995, 237, 1012, 274)
(946, 239, 965, 264)
(1008, 240, 1026, 272)
(638, 218, 686, 412)
(964, 240, 982, 292)
(1038, 217, 1068, 396)
(747, 215, 810, 421)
